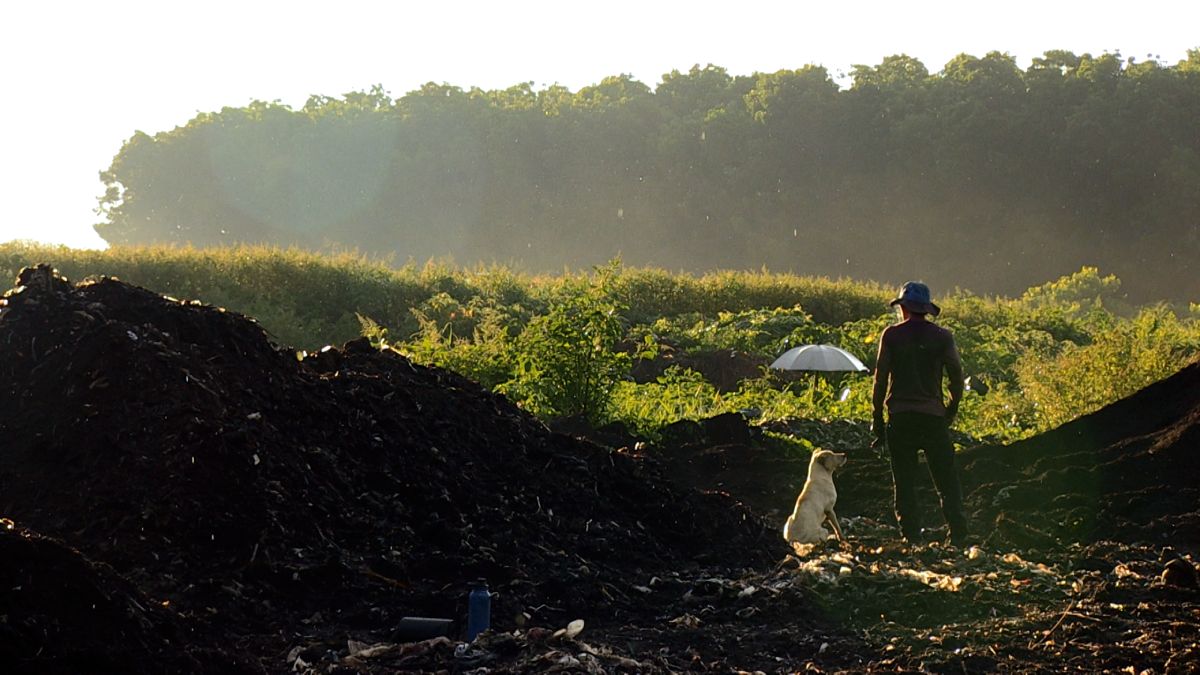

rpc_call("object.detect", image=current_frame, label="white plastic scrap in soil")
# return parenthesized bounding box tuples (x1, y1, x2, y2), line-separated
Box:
(553, 619, 585, 639)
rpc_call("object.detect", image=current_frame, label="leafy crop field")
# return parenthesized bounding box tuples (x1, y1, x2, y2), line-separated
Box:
(3, 242, 1197, 444)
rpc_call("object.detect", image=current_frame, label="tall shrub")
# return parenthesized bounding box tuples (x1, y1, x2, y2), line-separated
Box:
(505, 263, 632, 423)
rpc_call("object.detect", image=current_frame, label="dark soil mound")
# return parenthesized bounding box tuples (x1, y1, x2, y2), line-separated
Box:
(632, 347, 770, 391)
(958, 359, 1200, 550)
(0, 265, 832, 672)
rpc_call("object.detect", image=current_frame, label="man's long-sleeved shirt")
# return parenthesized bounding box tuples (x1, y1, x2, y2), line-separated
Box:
(872, 317, 963, 418)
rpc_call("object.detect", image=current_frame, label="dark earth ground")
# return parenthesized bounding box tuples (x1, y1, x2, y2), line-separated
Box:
(1, 265, 1197, 674)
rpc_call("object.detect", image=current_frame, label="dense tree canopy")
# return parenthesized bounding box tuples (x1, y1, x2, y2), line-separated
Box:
(95, 51, 1200, 301)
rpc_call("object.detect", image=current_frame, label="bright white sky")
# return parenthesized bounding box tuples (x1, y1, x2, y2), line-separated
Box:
(1, 0, 1196, 249)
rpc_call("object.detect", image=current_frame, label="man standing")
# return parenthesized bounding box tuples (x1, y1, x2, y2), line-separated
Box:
(871, 281, 969, 546)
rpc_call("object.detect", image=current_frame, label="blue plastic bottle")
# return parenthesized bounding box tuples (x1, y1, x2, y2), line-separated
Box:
(466, 578, 491, 641)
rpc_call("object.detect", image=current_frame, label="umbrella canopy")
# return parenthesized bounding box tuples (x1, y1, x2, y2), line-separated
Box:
(770, 344, 869, 373)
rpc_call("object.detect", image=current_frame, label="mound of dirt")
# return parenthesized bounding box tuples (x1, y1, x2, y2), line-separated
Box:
(2, 265, 872, 672)
(959, 360, 1200, 550)
(632, 347, 770, 391)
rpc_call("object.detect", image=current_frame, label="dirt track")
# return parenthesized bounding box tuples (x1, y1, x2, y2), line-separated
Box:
(1, 265, 1198, 673)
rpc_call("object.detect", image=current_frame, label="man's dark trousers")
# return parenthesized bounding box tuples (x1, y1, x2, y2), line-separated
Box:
(887, 411, 968, 542)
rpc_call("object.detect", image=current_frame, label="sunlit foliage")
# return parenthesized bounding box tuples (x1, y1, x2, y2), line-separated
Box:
(2, 243, 1196, 443)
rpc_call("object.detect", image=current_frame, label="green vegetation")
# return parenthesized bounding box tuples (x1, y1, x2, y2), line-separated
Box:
(4, 243, 1197, 445)
(92, 51, 1200, 302)
(502, 262, 638, 424)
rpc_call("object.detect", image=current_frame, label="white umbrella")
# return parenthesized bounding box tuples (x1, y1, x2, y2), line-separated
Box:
(770, 344, 868, 373)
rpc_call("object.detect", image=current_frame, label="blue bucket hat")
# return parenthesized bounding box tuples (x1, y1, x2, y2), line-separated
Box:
(889, 281, 940, 316)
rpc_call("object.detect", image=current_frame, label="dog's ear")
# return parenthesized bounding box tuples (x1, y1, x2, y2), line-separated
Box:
(818, 451, 845, 472)
(818, 452, 834, 472)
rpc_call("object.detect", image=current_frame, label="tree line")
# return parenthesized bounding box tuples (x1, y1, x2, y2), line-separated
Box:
(95, 50, 1200, 302)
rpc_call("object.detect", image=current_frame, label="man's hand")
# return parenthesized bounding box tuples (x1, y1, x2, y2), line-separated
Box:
(945, 399, 960, 429)
(871, 411, 886, 448)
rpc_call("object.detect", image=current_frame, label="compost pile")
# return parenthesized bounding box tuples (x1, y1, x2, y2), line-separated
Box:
(0, 266, 876, 674)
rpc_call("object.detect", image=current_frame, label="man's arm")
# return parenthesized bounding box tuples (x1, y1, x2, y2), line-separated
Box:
(944, 336, 964, 424)
(872, 331, 891, 441)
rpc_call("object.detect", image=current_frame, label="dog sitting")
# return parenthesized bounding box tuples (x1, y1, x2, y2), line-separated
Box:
(783, 449, 847, 545)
